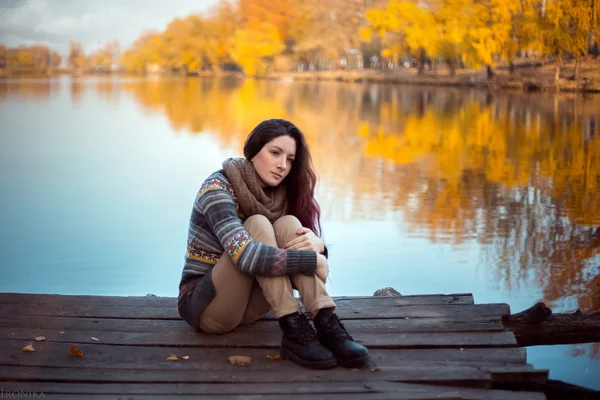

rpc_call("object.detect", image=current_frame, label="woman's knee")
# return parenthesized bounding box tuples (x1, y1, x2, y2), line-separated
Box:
(273, 215, 302, 247)
(244, 215, 278, 245)
(273, 215, 302, 233)
(244, 214, 273, 233)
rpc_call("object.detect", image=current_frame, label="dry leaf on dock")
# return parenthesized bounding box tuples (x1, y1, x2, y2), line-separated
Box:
(69, 344, 84, 357)
(34, 336, 45, 341)
(22, 343, 36, 352)
(229, 355, 252, 366)
(167, 354, 190, 361)
(266, 354, 280, 360)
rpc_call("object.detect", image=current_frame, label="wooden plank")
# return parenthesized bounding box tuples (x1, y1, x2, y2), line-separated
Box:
(0, 341, 528, 370)
(0, 315, 503, 334)
(0, 365, 492, 388)
(20, 395, 520, 400)
(488, 365, 549, 383)
(0, 327, 518, 348)
(371, 348, 527, 365)
(0, 303, 510, 320)
(0, 381, 463, 398)
(35, 394, 547, 400)
(0, 339, 544, 385)
(0, 293, 475, 307)
(0, 382, 547, 400)
(36, 394, 547, 400)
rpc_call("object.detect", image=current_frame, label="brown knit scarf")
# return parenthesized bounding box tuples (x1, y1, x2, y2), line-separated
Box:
(222, 157, 287, 222)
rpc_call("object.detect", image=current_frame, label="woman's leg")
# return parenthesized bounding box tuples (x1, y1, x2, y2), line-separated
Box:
(198, 215, 286, 333)
(197, 257, 250, 333)
(247, 215, 337, 369)
(273, 215, 369, 367)
(245, 216, 303, 319)
(272, 215, 336, 317)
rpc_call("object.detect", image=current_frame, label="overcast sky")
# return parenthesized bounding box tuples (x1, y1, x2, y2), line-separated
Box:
(0, 0, 218, 56)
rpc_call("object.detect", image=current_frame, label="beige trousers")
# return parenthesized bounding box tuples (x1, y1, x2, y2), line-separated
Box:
(198, 215, 336, 334)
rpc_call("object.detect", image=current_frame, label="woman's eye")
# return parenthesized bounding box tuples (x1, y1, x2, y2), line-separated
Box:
(271, 151, 279, 156)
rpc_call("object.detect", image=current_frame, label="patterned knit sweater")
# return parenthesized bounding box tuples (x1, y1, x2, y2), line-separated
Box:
(177, 169, 318, 330)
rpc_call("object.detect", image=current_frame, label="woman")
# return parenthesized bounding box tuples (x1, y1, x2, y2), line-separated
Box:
(177, 119, 368, 369)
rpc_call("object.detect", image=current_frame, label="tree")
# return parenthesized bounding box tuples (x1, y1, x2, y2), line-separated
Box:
(537, 0, 595, 82)
(240, 0, 293, 44)
(363, 1, 439, 74)
(50, 51, 61, 70)
(436, 0, 472, 75)
(0, 45, 8, 70)
(229, 22, 285, 76)
(207, 0, 241, 68)
(463, 0, 521, 79)
(119, 32, 161, 73)
(68, 41, 86, 71)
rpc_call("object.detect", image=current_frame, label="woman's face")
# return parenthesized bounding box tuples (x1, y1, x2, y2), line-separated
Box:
(251, 135, 297, 187)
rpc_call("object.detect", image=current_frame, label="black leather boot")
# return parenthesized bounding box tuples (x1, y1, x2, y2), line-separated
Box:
(278, 311, 337, 369)
(314, 307, 369, 367)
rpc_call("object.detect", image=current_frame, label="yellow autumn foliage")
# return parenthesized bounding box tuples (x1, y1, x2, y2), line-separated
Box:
(229, 23, 285, 76)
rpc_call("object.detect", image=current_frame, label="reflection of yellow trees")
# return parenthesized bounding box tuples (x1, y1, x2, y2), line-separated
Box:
(359, 94, 599, 312)
(14, 76, 595, 313)
(0, 80, 61, 101)
(568, 343, 600, 361)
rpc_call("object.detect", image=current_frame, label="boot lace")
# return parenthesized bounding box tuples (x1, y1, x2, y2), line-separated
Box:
(321, 312, 353, 341)
(297, 312, 318, 344)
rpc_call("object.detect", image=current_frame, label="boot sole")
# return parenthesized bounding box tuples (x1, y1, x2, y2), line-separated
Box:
(280, 348, 338, 369)
(337, 353, 370, 368)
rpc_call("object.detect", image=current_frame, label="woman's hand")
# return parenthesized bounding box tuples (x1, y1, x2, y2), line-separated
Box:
(284, 227, 325, 253)
(316, 254, 329, 283)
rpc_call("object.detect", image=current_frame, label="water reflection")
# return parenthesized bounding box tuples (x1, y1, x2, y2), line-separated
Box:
(2, 77, 598, 314)
(117, 77, 600, 314)
(1, 76, 599, 388)
(0, 78, 61, 102)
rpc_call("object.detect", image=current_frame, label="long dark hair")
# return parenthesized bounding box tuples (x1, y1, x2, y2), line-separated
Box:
(244, 119, 322, 237)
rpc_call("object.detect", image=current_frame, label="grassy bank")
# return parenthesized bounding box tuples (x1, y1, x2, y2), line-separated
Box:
(3, 59, 599, 93)
(264, 58, 600, 93)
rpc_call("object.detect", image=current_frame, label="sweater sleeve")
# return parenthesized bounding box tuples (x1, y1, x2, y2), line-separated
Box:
(196, 179, 317, 277)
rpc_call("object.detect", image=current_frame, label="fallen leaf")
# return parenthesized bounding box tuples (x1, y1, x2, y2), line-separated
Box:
(22, 343, 36, 352)
(69, 344, 83, 357)
(371, 367, 381, 372)
(167, 354, 189, 361)
(59, 331, 65, 335)
(34, 336, 45, 341)
(91, 337, 99, 341)
(229, 355, 252, 366)
(266, 354, 280, 360)
(459, 348, 464, 352)
(351, 368, 360, 371)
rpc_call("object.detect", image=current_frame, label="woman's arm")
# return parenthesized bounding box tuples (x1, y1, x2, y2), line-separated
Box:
(284, 227, 328, 258)
(197, 182, 317, 277)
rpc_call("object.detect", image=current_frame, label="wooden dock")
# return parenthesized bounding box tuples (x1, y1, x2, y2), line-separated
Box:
(0, 292, 550, 399)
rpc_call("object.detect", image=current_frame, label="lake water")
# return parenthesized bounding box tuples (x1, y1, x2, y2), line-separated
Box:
(0, 75, 598, 389)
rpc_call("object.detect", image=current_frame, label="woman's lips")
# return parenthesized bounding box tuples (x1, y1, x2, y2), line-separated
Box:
(272, 172, 282, 179)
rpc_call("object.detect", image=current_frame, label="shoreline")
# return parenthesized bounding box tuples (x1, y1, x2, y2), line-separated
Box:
(3, 66, 600, 93)
(261, 68, 600, 93)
